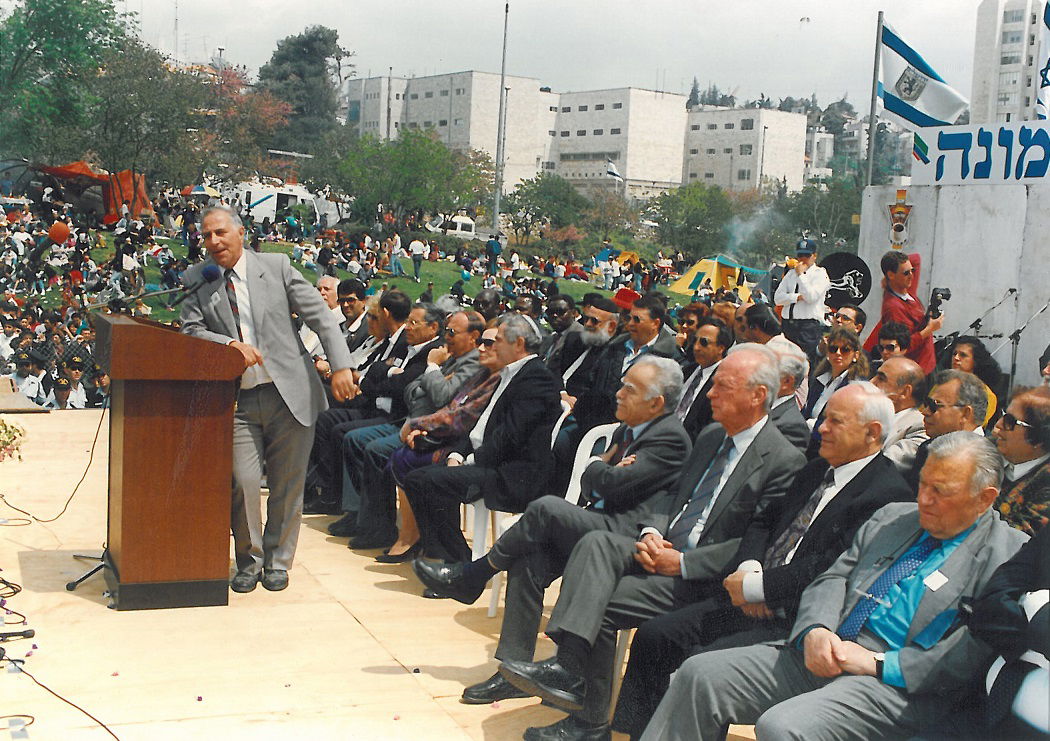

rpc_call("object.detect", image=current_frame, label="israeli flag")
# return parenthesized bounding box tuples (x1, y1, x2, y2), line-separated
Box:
(606, 159, 624, 183)
(1037, 2, 1050, 119)
(878, 20, 968, 129)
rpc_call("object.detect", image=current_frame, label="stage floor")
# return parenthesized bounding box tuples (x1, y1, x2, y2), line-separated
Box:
(0, 410, 571, 740)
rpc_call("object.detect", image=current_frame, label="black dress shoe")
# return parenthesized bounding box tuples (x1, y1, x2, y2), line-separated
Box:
(374, 542, 421, 564)
(411, 558, 486, 605)
(349, 531, 397, 550)
(461, 671, 529, 704)
(261, 569, 288, 591)
(422, 588, 449, 599)
(327, 513, 357, 537)
(523, 716, 610, 741)
(499, 657, 585, 712)
(230, 571, 259, 593)
(304, 495, 342, 515)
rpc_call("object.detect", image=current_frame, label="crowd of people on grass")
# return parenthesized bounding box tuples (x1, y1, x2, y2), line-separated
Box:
(3, 199, 1050, 740)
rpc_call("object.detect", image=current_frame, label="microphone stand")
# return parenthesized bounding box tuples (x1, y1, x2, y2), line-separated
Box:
(935, 288, 1016, 369)
(991, 295, 1050, 397)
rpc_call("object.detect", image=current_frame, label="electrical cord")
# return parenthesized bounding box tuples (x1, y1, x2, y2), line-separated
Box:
(0, 407, 106, 523)
(1, 652, 119, 740)
(1, 575, 25, 626)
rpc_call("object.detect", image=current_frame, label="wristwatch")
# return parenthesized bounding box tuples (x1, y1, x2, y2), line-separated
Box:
(873, 652, 886, 680)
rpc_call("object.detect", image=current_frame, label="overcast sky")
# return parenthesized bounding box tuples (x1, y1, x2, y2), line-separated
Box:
(132, 0, 983, 106)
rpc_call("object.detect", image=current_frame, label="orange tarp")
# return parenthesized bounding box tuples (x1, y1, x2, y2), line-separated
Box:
(40, 161, 155, 225)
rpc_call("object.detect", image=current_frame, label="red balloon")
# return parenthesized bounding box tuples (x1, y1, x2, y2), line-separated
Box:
(48, 221, 70, 244)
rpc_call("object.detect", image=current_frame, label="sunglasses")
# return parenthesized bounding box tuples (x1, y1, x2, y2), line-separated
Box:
(830, 312, 856, 323)
(827, 344, 855, 355)
(695, 336, 716, 347)
(878, 344, 900, 353)
(580, 315, 603, 326)
(921, 396, 966, 412)
(897, 268, 914, 276)
(1000, 412, 1033, 431)
(546, 307, 569, 316)
(444, 327, 458, 337)
(479, 338, 496, 347)
(337, 296, 360, 304)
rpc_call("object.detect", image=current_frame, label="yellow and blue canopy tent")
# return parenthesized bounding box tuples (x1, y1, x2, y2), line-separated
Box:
(668, 254, 768, 300)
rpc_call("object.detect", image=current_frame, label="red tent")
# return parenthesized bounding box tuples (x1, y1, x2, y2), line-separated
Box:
(39, 161, 155, 225)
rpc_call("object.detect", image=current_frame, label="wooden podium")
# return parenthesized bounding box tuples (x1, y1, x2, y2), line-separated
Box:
(94, 314, 244, 610)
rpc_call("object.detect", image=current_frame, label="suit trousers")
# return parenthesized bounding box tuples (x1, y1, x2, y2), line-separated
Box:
(488, 496, 633, 663)
(337, 422, 397, 515)
(349, 427, 403, 540)
(310, 407, 364, 500)
(641, 642, 941, 741)
(403, 464, 499, 562)
(611, 596, 789, 739)
(231, 383, 314, 575)
(545, 530, 713, 725)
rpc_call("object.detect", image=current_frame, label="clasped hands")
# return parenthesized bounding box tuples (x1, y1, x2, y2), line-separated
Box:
(803, 627, 879, 678)
(633, 533, 682, 576)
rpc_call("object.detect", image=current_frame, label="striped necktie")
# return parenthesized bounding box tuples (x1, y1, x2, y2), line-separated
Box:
(763, 468, 836, 569)
(666, 437, 734, 549)
(837, 536, 941, 641)
(676, 367, 706, 420)
(224, 268, 243, 342)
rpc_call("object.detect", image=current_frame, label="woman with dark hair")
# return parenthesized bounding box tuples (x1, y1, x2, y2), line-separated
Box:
(802, 327, 871, 457)
(949, 335, 1003, 426)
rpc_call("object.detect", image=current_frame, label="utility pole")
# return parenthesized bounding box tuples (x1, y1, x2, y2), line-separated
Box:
(492, 2, 509, 233)
(386, 66, 393, 141)
(864, 11, 885, 187)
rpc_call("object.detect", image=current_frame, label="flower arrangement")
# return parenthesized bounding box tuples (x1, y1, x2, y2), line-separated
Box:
(0, 417, 26, 462)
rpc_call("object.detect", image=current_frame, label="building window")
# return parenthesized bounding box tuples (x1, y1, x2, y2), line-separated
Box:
(424, 91, 434, 98)
(1002, 53, 1022, 65)
(704, 173, 714, 179)
(741, 118, 754, 130)
(1000, 71, 1020, 87)
(691, 124, 701, 130)
(689, 173, 698, 179)
(739, 144, 753, 155)
(707, 123, 718, 130)
(456, 88, 466, 95)
(577, 130, 587, 136)
(724, 122, 735, 129)
(578, 105, 588, 111)
(438, 119, 448, 127)
(455, 118, 463, 125)
(410, 93, 419, 100)
(593, 129, 604, 135)
(737, 169, 751, 180)
(1002, 30, 1023, 44)
(723, 148, 733, 153)
(440, 90, 449, 97)
(612, 102, 623, 109)
(424, 120, 432, 127)
(549, 130, 556, 136)
(1004, 8, 1024, 23)
(595, 104, 605, 110)
(610, 127, 621, 134)
(561, 106, 571, 112)
(409, 122, 418, 128)
(395, 93, 401, 100)
(690, 148, 699, 154)
(706, 148, 716, 154)
(560, 131, 570, 137)
(550, 106, 558, 112)
(394, 122, 399, 128)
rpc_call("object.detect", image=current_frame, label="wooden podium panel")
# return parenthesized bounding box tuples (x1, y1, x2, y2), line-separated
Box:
(94, 314, 244, 610)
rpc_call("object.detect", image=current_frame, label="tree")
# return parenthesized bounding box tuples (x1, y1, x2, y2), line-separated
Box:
(650, 183, 733, 258)
(257, 25, 350, 153)
(783, 179, 862, 248)
(532, 173, 590, 229)
(686, 77, 700, 109)
(209, 66, 292, 182)
(820, 96, 857, 136)
(0, 0, 128, 161)
(583, 190, 636, 240)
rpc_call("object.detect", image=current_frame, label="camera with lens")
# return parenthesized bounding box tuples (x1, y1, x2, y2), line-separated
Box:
(928, 287, 951, 319)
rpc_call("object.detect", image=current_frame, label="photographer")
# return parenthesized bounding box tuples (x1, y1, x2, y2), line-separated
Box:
(877, 251, 943, 374)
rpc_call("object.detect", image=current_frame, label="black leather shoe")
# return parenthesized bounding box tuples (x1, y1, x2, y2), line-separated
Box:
(303, 495, 342, 515)
(461, 671, 529, 704)
(230, 571, 259, 593)
(499, 658, 585, 712)
(261, 569, 288, 591)
(411, 558, 487, 605)
(422, 588, 449, 599)
(375, 542, 421, 564)
(349, 531, 397, 550)
(523, 716, 610, 741)
(327, 513, 357, 537)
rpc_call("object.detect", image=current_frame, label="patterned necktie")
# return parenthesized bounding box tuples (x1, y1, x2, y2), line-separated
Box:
(224, 268, 243, 341)
(763, 468, 836, 569)
(666, 437, 735, 549)
(676, 367, 706, 420)
(608, 428, 634, 466)
(837, 535, 941, 641)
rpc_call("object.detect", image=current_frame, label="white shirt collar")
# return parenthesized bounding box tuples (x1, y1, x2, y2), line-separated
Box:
(772, 394, 795, 410)
(1006, 452, 1050, 482)
(501, 353, 536, 380)
(228, 250, 249, 281)
(728, 414, 769, 453)
(828, 452, 879, 489)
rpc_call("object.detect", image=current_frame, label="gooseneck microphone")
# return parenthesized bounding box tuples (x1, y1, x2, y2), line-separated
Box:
(170, 263, 223, 307)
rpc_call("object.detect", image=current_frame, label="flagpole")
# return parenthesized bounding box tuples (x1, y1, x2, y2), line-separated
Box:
(865, 10, 884, 187)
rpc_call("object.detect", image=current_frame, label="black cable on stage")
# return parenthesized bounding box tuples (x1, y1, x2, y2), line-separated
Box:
(0, 407, 106, 523)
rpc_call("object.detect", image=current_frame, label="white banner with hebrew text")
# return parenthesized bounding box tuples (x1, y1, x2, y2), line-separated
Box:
(911, 121, 1050, 186)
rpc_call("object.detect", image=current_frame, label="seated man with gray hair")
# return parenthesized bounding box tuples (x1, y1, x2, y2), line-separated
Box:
(612, 381, 913, 738)
(402, 313, 563, 565)
(412, 354, 692, 705)
(643, 431, 1028, 741)
(769, 342, 811, 451)
(907, 369, 989, 490)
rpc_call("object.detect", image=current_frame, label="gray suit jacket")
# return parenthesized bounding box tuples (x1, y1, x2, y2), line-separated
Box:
(770, 397, 809, 452)
(882, 407, 928, 472)
(642, 420, 807, 582)
(404, 348, 481, 418)
(179, 251, 352, 426)
(792, 502, 1028, 696)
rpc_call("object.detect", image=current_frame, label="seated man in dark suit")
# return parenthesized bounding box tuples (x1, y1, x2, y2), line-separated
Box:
(498, 343, 806, 741)
(907, 369, 988, 490)
(412, 355, 692, 704)
(643, 432, 1028, 741)
(612, 382, 913, 738)
(675, 316, 731, 439)
(768, 341, 810, 451)
(402, 313, 563, 564)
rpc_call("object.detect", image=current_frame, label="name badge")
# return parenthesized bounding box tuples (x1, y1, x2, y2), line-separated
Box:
(923, 570, 948, 592)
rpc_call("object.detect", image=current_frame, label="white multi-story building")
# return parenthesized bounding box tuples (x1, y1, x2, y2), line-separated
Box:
(805, 127, 835, 182)
(549, 87, 688, 200)
(682, 107, 807, 192)
(971, 0, 1042, 123)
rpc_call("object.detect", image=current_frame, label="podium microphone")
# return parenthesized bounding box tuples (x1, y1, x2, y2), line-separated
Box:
(0, 628, 35, 642)
(170, 264, 223, 308)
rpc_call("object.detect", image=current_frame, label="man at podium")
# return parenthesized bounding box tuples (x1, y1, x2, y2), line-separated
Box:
(180, 206, 355, 593)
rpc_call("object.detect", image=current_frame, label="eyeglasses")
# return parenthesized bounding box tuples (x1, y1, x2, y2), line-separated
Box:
(897, 268, 914, 276)
(1000, 412, 1033, 431)
(337, 296, 360, 304)
(628, 314, 650, 323)
(580, 315, 602, 326)
(695, 336, 716, 347)
(827, 344, 855, 355)
(546, 307, 569, 317)
(479, 338, 496, 347)
(921, 396, 966, 412)
(830, 312, 856, 323)
(878, 344, 900, 353)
